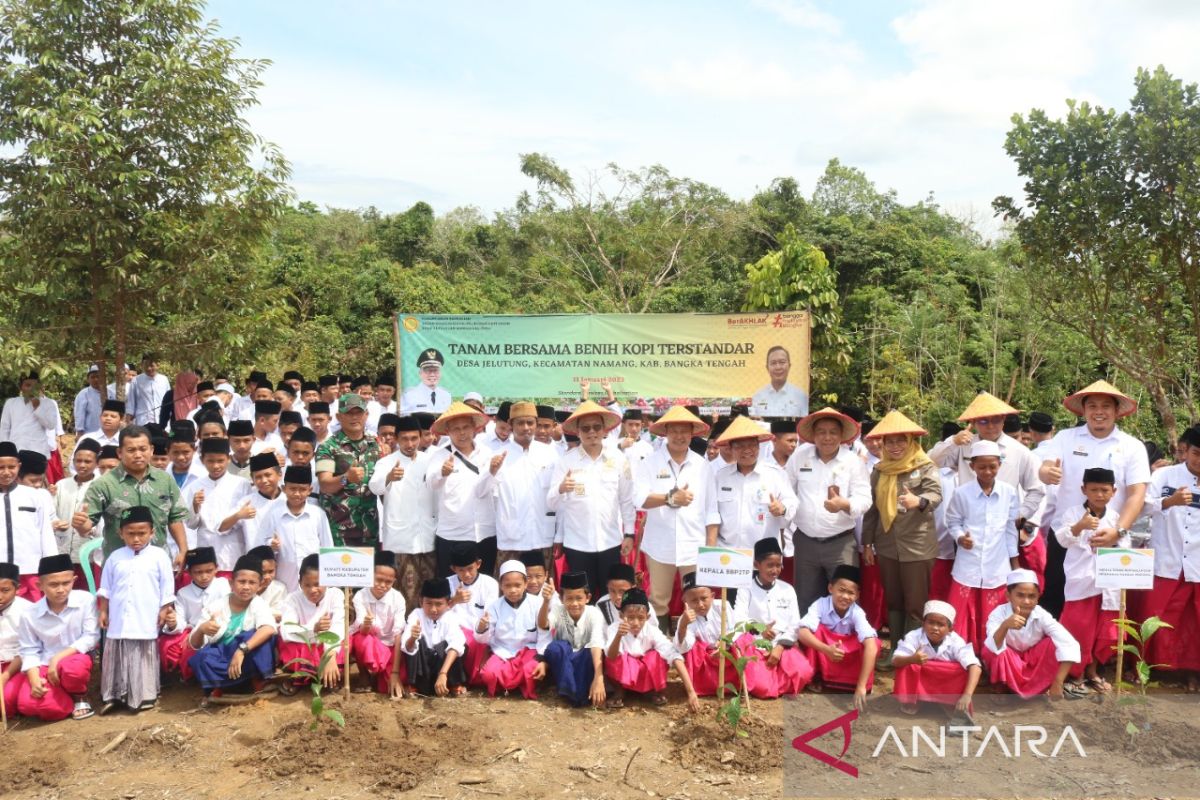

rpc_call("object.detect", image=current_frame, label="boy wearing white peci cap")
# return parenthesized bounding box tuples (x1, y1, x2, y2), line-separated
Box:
(891, 599, 982, 722)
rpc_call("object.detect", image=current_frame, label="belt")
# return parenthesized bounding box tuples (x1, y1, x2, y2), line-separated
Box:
(797, 527, 855, 541)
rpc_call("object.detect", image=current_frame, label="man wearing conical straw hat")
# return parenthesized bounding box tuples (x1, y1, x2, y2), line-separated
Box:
(1035, 380, 1151, 617)
(546, 401, 636, 600)
(633, 405, 712, 631)
(704, 416, 797, 559)
(425, 400, 497, 577)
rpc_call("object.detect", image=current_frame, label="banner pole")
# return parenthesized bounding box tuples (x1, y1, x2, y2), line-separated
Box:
(393, 315, 402, 403)
(1115, 588, 1127, 699)
(343, 588, 352, 699)
(717, 587, 728, 703)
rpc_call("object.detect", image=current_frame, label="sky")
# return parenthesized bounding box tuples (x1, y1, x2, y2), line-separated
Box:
(206, 0, 1200, 236)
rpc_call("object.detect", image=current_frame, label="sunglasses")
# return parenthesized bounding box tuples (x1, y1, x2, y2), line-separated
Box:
(578, 423, 605, 433)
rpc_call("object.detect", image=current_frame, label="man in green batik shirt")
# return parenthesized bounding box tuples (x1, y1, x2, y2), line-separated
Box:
(315, 394, 381, 547)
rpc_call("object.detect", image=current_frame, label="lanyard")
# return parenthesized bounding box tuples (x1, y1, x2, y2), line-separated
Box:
(3, 489, 11, 564)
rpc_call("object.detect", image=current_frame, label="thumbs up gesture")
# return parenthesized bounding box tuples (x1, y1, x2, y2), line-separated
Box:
(827, 641, 846, 662)
(453, 585, 471, 606)
(541, 577, 555, 603)
(236, 500, 256, 520)
(1044, 458, 1063, 485)
(192, 488, 206, 514)
(490, 450, 507, 475)
(762, 619, 777, 641)
(315, 612, 332, 633)
(476, 611, 491, 634)
(674, 483, 694, 507)
(269, 534, 281, 551)
(441, 454, 456, 477)
(898, 484, 920, 511)
(388, 462, 405, 483)
(361, 611, 374, 634)
(559, 468, 575, 495)
(768, 493, 786, 517)
(958, 531, 975, 550)
(1167, 485, 1193, 509)
(71, 501, 91, 532)
(953, 425, 974, 447)
(824, 484, 849, 513)
(408, 619, 422, 645)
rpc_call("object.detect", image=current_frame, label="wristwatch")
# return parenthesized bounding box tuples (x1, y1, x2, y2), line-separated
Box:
(1117, 527, 1129, 538)
(666, 488, 678, 508)
(238, 642, 250, 654)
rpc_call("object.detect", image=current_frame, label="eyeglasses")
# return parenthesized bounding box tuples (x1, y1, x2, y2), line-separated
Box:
(975, 417, 1004, 426)
(578, 424, 605, 433)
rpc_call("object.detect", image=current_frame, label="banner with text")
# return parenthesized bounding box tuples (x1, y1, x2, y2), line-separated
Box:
(396, 312, 810, 408)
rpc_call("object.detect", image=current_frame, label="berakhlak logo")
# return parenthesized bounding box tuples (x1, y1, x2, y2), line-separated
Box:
(792, 708, 858, 778)
(772, 313, 784, 328)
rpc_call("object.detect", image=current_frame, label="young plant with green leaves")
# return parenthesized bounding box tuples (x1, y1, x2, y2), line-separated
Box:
(715, 620, 772, 738)
(281, 623, 346, 730)
(1113, 615, 1172, 741)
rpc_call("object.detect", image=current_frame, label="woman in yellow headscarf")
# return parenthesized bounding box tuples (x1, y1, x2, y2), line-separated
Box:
(861, 411, 943, 667)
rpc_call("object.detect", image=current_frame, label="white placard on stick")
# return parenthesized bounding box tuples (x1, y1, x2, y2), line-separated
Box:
(318, 547, 374, 587)
(1095, 548, 1154, 590)
(696, 546, 754, 589)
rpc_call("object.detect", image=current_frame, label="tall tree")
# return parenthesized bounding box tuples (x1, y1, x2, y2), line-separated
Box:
(0, 0, 291, 391)
(995, 66, 1200, 441)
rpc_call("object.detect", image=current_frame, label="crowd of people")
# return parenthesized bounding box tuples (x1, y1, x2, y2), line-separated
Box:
(0, 356, 1197, 728)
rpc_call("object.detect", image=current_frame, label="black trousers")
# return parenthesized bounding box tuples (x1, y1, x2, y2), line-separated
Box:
(564, 545, 622, 605)
(1041, 527, 1067, 617)
(406, 640, 467, 695)
(435, 535, 498, 577)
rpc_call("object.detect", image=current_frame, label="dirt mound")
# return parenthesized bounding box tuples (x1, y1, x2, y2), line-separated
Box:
(1058, 697, 1200, 763)
(671, 709, 784, 774)
(7, 762, 62, 793)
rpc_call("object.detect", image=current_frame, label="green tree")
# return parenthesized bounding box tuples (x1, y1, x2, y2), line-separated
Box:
(0, 0, 291, 391)
(995, 66, 1200, 442)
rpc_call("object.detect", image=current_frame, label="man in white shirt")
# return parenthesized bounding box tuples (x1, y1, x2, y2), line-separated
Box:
(634, 406, 711, 630)
(365, 373, 398, 435)
(0, 373, 62, 459)
(750, 345, 809, 418)
(477, 401, 513, 452)
(401, 348, 452, 414)
(705, 415, 797, 554)
(73, 365, 104, 436)
(126, 355, 172, 427)
(0, 441, 58, 599)
(426, 401, 496, 576)
(1037, 381, 1150, 616)
(70, 399, 124, 472)
(493, 402, 559, 566)
(609, 409, 652, 464)
(547, 401, 635, 604)
(369, 416, 436, 611)
(789, 408, 872, 613)
(185, 438, 253, 574)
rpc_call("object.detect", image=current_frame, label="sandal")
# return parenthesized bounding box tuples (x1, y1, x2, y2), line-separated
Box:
(605, 694, 625, 709)
(277, 680, 298, 697)
(1085, 676, 1112, 694)
(900, 703, 918, 716)
(1062, 682, 1091, 700)
(98, 701, 119, 716)
(72, 700, 94, 720)
(650, 692, 668, 706)
(136, 699, 158, 713)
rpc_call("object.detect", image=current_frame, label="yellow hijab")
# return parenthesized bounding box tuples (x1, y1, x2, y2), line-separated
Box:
(874, 436, 931, 533)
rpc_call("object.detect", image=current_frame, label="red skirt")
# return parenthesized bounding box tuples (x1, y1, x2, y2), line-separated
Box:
(46, 450, 64, 485)
(605, 650, 669, 694)
(894, 659, 970, 705)
(1059, 596, 1118, 679)
(982, 636, 1061, 698)
(479, 648, 539, 699)
(278, 640, 345, 685)
(682, 642, 722, 696)
(1, 659, 25, 713)
(806, 625, 874, 692)
(929, 559, 954, 603)
(735, 632, 812, 698)
(947, 580, 1007, 653)
(460, 627, 490, 686)
(1018, 532, 1047, 591)
(350, 632, 401, 693)
(16, 654, 92, 721)
(16, 574, 42, 602)
(158, 629, 196, 680)
(859, 557, 887, 629)
(1141, 574, 1200, 672)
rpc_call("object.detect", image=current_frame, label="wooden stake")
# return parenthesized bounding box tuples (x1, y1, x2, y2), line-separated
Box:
(392, 315, 403, 399)
(344, 587, 352, 699)
(717, 587, 728, 702)
(0, 672, 8, 733)
(1115, 588, 1127, 699)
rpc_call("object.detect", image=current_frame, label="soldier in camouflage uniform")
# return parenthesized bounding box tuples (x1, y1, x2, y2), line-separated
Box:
(315, 394, 381, 547)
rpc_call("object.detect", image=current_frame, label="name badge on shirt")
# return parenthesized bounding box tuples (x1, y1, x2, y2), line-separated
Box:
(574, 481, 586, 497)
(17, 506, 35, 513)
(798, 465, 813, 473)
(656, 471, 671, 479)
(721, 486, 732, 492)
(1072, 450, 1088, 457)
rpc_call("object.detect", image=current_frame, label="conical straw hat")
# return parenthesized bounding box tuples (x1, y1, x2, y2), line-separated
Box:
(1062, 380, 1137, 419)
(715, 414, 774, 444)
(796, 407, 859, 444)
(648, 405, 710, 437)
(561, 400, 622, 435)
(957, 391, 1018, 422)
(862, 409, 927, 440)
(430, 401, 490, 436)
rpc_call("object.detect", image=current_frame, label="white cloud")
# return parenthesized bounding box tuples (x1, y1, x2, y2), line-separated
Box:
(751, 0, 841, 35)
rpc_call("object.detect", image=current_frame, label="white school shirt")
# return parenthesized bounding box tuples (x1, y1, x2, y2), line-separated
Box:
(446, 573, 499, 629)
(126, 372, 171, 426)
(735, 576, 802, 646)
(1039, 425, 1151, 528)
(494, 439, 559, 551)
(945, 479, 1020, 589)
(751, 382, 809, 418)
(983, 602, 1081, 663)
(369, 449, 437, 554)
(706, 461, 798, 551)
(540, 604, 606, 654)
(17, 590, 99, 668)
(257, 500, 334, 592)
(1028, 438, 1058, 527)
(609, 437, 653, 466)
(0, 484, 58, 574)
(929, 433, 1045, 520)
(281, 587, 346, 654)
(364, 399, 396, 435)
(674, 599, 739, 653)
(97, 545, 175, 640)
(1055, 503, 1126, 607)
(1146, 463, 1200, 581)
(259, 579, 288, 619)
(798, 595, 878, 642)
(400, 385, 451, 415)
(934, 468, 959, 560)
(69, 429, 120, 473)
(605, 618, 681, 661)
(0, 595, 33, 662)
(0, 396, 60, 456)
(53, 474, 97, 562)
(633, 447, 710, 566)
(186, 472, 253, 571)
(426, 445, 497, 543)
(400, 607, 466, 656)
(193, 594, 276, 647)
(476, 594, 544, 659)
(250, 433, 286, 457)
(240, 490, 281, 554)
(351, 587, 407, 646)
(546, 447, 636, 552)
(167, 576, 232, 632)
(893, 628, 980, 669)
(786, 445, 872, 538)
